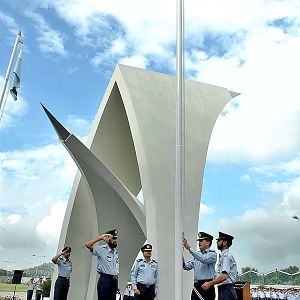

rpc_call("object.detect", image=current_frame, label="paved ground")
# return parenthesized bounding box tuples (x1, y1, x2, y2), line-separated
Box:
(0, 291, 26, 299)
(0, 291, 50, 299)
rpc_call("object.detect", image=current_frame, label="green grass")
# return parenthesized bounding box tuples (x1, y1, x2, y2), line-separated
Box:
(0, 283, 27, 292)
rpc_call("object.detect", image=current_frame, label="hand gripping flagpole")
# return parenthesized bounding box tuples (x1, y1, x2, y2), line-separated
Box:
(0, 31, 22, 116)
(175, 0, 184, 299)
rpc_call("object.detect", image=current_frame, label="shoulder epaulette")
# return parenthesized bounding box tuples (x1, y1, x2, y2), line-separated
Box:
(152, 260, 157, 263)
(137, 259, 143, 262)
(209, 250, 216, 252)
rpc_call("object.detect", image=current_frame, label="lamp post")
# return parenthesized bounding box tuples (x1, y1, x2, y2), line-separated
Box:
(32, 255, 46, 278)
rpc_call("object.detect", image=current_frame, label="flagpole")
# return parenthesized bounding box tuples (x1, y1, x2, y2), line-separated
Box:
(0, 31, 22, 114)
(175, 0, 184, 300)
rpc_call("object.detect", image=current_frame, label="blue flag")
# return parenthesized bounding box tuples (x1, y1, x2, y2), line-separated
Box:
(10, 48, 22, 101)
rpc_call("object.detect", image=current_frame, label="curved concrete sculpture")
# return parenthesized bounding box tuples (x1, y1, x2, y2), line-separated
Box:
(43, 64, 238, 300)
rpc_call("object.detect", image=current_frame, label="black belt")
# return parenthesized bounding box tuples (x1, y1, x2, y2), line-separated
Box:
(137, 282, 155, 288)
(194, 279, 212, 284)
(58, 276, 70, 280)
(218, 284, 233, 289)
(98, 272, 118, 279)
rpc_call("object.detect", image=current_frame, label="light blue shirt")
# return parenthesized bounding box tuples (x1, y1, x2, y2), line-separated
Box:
(131, 259, 159, 292)
(56, 256, 72, 278)
(183, 248, 217, 280)
(216, 248, 237, 285)
(92, 244, 119, 276)
(27, 282, 34, 291)
(124, 287, 134, 297)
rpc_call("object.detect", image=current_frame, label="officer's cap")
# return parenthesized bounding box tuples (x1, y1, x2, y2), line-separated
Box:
(216, 231, 234, 241)
(105, 229, 118, 239)
(197, 231, 213, 241)
(141, 243, 152, 252)
(127, 282, 132, 285)
(62, 246, 71, 252)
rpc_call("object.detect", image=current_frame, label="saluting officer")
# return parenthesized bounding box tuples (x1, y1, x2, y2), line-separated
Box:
(131, 244, 158, 300)
(26, 278, 35, 300)
(52, 246, 72, 300)
(85, 229, 119, 300)
(183, 232, 217, 300)
(123, 282, 134, 300)
(202, 232, 238, 300)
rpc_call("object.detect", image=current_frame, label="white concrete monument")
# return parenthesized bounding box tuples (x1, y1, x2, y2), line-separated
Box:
(43, 64, 238, 299)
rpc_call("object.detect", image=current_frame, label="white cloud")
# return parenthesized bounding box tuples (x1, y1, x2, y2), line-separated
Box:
(240, 174, 251, 182)
(25, 11, 67, 57)
(260, 181, 291, 194)
(200, 203, 215, 215)
(119, 55, 148, 69)
(252, 157, 300, 177)
(6, 214, 21, 224)
(30, 0, 300, 165)
(0, 11, 19, 34)
(36, 201, 67, 246)
(219, 175, 300, 271)
(65, 115, 91, 135)
(0, 142, 77, 268)
(0, 76, 28, 130)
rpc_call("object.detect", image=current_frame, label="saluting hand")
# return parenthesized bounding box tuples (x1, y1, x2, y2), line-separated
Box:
(101, 234, 113, 242)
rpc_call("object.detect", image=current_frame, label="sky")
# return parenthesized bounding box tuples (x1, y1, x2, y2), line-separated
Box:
(0, 0, 300, 273)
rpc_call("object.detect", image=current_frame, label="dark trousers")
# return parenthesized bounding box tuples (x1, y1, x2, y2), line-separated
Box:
(97, 273, 118, 300)
(218, 284, 238, 300)
(134, 283, 155, 300)
(54, 276, 70, 300)
(123, 296, 134, 300)
(192, 280, 215, 300)
(27, 290, 33, 300)
(35, 291, 42, 300)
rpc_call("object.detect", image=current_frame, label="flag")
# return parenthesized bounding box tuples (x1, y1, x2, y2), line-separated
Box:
(10, 48, 22, 101)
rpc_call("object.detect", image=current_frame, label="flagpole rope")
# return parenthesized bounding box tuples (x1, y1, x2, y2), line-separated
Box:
(183, 272, 205, 300)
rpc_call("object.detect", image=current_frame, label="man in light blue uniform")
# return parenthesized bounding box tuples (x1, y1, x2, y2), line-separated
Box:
(85, 229, 119, 300)
(26, 278, 35, 300)
(35, 278, 43, 300)
(52, 246, 72, 300)
(202, 232, 238, 300)
(131, 244, 158, 300)
(183, 231, 217, 300)
(123, 282, 134, 300)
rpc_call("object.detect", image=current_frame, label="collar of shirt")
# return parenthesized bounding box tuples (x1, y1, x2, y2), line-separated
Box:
(220, 249, 229, 256)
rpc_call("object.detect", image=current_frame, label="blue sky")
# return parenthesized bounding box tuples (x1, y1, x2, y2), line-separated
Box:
(0, 0, 300, 272)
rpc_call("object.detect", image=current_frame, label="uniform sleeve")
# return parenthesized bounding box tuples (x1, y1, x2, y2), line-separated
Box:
(189, 249, 217, 264)
(183, 259, 194, 270)
(92, 245, 102, 258)
(56, 258, 62, 266)
(130, 261, 139, 290)
(155, 264, 159, 293)
(220, 255, 231, 275)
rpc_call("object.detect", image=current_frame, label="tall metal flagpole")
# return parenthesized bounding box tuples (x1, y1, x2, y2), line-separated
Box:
(0, 31, 22, 113)
(175, 0, 184, 300)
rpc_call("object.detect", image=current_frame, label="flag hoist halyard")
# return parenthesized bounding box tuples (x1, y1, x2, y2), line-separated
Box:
(175, 0, 185, 300)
